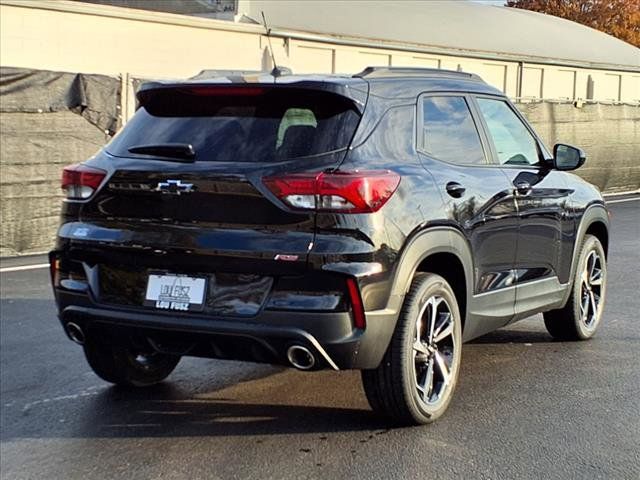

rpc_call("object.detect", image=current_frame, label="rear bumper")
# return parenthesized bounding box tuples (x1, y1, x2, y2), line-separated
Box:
(57, 289, 398, 370)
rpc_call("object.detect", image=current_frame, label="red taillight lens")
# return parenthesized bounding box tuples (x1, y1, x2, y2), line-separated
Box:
(61, 164, 106, 199)
(346, 278, 366, 329)
(263, 170, 400, 213)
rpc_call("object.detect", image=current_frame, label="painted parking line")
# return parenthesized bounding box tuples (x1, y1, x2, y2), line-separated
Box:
(0, 263, 50, 273)
(606, 197, 640, 204)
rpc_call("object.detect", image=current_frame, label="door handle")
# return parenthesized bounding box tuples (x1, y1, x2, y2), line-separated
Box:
(514, 181, 531, 196)
(446, 182, 466, 198)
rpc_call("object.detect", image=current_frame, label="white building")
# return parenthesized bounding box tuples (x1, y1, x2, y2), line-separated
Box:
(1, 0, 638, 105)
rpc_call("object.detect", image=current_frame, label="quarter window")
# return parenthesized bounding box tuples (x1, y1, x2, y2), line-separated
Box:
(421, 96, 486, 165)
(476, 98, 541, 166)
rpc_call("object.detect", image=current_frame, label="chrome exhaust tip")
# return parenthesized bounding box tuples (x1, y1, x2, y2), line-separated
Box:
(66, 322, 85, 345)
(286, 345, 316, 370)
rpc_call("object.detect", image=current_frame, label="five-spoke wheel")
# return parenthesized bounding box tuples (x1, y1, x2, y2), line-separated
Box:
(412, 295, 457, 408)
(579, 250, 604, 329)
(544, 234, 607, 340)
(362, 273, 462, 425)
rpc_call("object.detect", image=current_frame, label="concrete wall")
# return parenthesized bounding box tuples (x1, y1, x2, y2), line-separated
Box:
(0, 112, 105, 256)
(0, 99, 637, 257)
(1, 1, 639, 103)
(518, 102, 640, 193)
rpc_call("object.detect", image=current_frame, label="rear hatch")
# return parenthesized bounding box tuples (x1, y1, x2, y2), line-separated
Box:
(67, 81, 366, 314)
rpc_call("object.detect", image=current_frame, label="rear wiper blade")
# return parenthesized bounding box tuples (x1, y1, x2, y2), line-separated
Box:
(128, 143, 196, 162)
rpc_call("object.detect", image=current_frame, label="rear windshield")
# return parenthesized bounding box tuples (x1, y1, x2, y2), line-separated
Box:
(106, 87, 361, 162)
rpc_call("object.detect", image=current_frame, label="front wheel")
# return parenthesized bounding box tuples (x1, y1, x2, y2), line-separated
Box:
(543, 234, 607, 340)
(84, 339, 180, 387)
(362, 273, 462, 425)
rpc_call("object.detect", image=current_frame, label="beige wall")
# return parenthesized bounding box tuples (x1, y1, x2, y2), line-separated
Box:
(1, 1, 638, 256)
(1, 1, 639, 104)
(0, 2, 263, 79)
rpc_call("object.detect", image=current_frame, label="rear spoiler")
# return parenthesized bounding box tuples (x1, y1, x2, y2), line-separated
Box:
(137, 80, 369, 114)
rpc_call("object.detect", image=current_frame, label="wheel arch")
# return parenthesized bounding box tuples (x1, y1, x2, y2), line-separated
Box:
(561, 203, 610, 306)
(387, 227, 473, 331)
(415, 253, 468, 331)
(585, 220, 609, 258)
(358, 226, 473, 369)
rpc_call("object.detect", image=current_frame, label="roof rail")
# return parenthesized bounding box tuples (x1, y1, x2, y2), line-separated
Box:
(353, 66, 481, 81)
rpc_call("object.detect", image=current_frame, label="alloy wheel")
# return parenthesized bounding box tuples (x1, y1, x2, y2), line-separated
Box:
(412, 295, 457, 407)
(580, 250, 604, 329)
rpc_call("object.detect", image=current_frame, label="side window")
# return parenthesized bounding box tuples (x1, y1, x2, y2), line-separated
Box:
(421, 96, 486, 165)
(476, 98, 541, 166)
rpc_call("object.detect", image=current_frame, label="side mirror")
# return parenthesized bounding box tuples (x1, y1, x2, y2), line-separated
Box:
(553, 143, 586, 171)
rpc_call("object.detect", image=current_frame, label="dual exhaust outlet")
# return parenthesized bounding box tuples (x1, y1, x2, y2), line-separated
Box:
(286, 345, 316, 370)
(66, 322, 318, 371)
(65, 322, 85, 345)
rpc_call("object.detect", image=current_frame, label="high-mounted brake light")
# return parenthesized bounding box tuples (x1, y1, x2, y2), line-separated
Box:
(263, 170, 400, 213)
(181, 86, 266, 96)
(61, 164, 106, 200)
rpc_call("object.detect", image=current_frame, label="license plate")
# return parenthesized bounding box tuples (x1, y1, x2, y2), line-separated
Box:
(144, 274, 206, 311)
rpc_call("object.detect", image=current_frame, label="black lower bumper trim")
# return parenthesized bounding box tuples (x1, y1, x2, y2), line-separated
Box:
(61, 305, 345, 370)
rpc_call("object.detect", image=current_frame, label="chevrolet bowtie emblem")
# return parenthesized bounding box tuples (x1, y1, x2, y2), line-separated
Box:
(155, 179, 195, 195)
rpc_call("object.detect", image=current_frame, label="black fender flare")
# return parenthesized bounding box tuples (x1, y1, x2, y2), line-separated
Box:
(360, 227, 474, 369)
(560, 203, 609, 305)
(387, 226, 474, 307)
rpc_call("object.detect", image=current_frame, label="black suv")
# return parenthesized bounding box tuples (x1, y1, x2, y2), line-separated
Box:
(51, 67, 609, 425)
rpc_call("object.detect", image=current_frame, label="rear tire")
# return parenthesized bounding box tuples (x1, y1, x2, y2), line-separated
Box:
(84, 339, 180, 387)
(543, 234, 607, 340)
(362, 273, 462, 425)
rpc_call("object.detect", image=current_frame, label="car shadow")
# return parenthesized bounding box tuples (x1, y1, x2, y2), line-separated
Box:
(0, 296, 567, 441)
(468, 315, 560, 344)
(71, 384, 388, 438)
(35, 321, 557, 440)
(469, 328, 554, 344)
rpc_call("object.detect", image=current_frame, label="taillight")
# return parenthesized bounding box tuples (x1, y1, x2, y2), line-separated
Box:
(61, 164, 106, 199)
(346, 278, 366, 329)
(263, 170, 400, 213)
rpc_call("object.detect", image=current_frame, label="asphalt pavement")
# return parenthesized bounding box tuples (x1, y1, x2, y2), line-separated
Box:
(1, 198, 639, 480)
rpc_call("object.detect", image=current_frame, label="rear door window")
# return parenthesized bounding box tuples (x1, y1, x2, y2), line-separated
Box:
(107, 88, 360, 162)
(421, 96, 486, 165)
